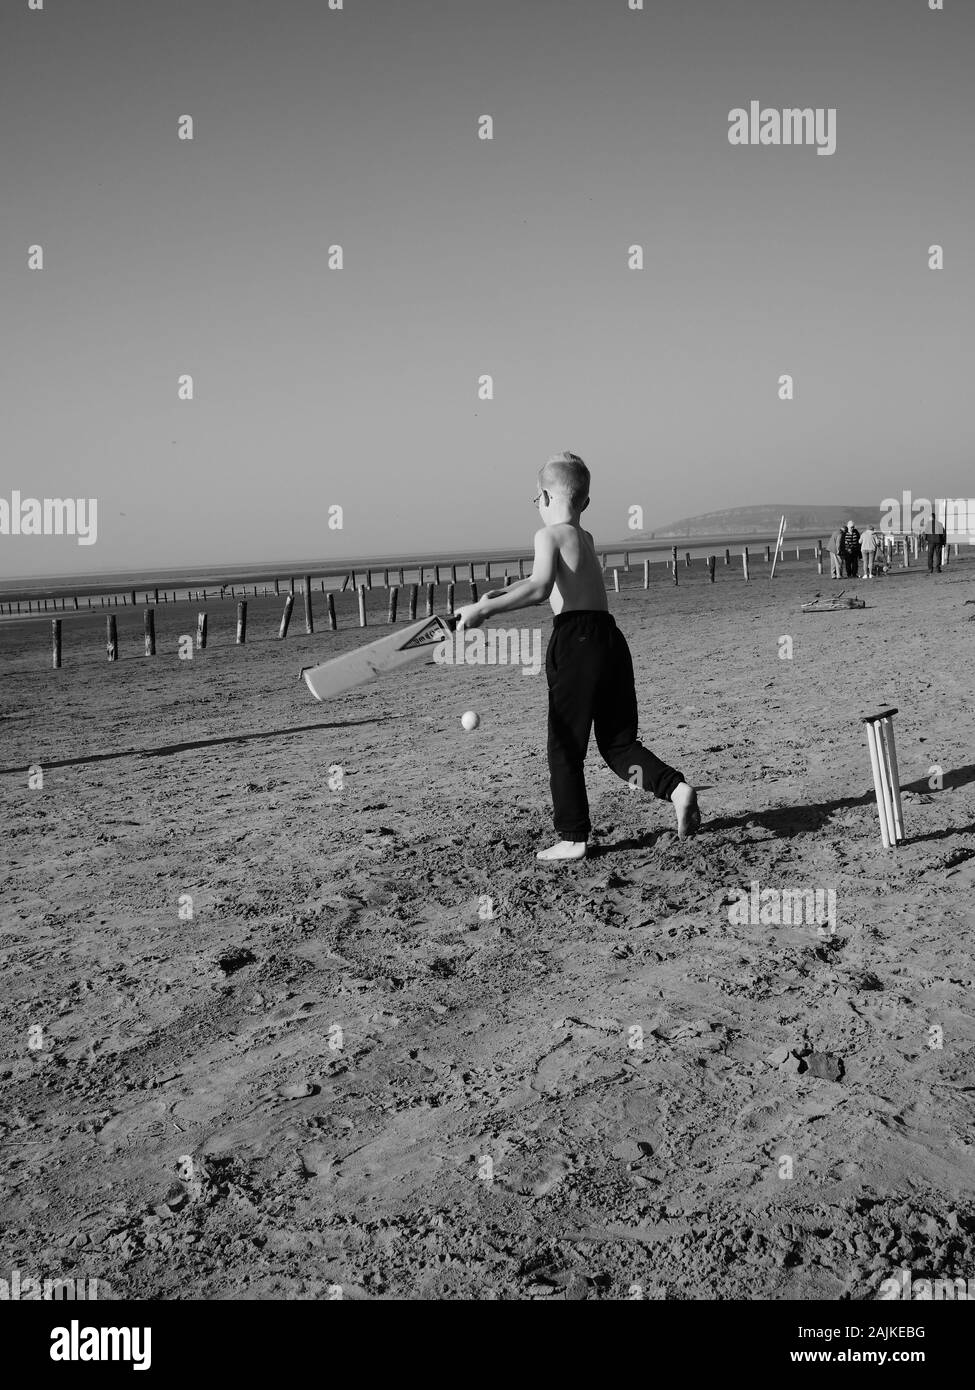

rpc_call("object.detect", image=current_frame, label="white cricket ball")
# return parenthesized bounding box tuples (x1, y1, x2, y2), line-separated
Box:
(461, 710, 480, 731)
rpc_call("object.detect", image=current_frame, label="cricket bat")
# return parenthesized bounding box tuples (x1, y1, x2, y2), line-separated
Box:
(300, 613, 457, 702)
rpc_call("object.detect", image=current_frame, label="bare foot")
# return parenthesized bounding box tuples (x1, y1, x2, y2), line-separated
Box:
(670, 782, 701, 839)
(536, 840, 587, 862)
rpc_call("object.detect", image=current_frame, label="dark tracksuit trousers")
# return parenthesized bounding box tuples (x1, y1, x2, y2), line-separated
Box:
(546, 610, 683, 841)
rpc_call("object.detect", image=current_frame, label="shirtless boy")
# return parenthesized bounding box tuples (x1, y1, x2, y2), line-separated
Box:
(455, 451, 700, 861)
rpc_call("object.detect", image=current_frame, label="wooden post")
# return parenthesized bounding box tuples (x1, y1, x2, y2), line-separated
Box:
(303, 577, 313, 634)
(506, 574, 514, 587)
(470, 580, 479, 602)
(902, 537, 909, 568)
(468, 562, 475, 584)
(450, 564, 457, 583)
(52, 619, 62, 669)
(358, 585, 367, 627)
(236, 601, 247, 644)
(326, 592, 337, 630)
(130, 589, 136, 606)
(398, 567, 405, 585)
(484, 561, 491, 581)
(434, 565, 441, 585)
(707, 555, 715, 583)
(446, 581, 454, 614)
(278, 594, 295, 639)
(685, 552, 691, 568)
(153, 587, 159, 603)
(341, 574, 350, 593)
(383, 569, 389, 587)
(816, 541, 824, 576)
(107, 615, 119, 661)
(366, 570, 373, 590)
(765, 545, 771, 564)
(426, 583, 435, 616)
(742, 547, 750, 581)
(613, 569, 620, 592)
(725, 548, 731, 566)
(795, 545, 800, 560)
(643, 559, 650, 590)
(408, 584, 418, 620)
(623, 551, 630, 573)
(197, 612, 207, 649)
(144, 607, 156, 657)
(275, 579, 280, 596)
(518, 558, 525, 579)
(671, 546, 678, 575)
(73, 595, 79, 610)
(388, 587, 398, 623)
(770, 516, 787, 580)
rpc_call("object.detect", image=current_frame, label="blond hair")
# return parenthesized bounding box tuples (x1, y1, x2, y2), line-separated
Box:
(539, 452, 590, 509)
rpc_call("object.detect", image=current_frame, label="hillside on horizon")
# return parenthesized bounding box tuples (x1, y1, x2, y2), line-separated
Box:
(646, 503, 885, 539)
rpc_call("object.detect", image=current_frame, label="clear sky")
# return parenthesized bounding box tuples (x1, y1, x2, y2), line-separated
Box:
(1, 0, 972, 578)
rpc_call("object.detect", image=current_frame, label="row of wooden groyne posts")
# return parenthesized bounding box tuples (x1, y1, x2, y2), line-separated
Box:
(5, 528, 951, 620)
(12, 532, 953, 670)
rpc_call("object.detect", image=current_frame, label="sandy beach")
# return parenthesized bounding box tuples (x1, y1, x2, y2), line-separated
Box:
(1, 558, 973, 1300)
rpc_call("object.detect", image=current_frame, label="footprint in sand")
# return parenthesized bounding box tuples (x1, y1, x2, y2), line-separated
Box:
(530, 1032, 624, 1097)
(497, 1154, 573, 1199)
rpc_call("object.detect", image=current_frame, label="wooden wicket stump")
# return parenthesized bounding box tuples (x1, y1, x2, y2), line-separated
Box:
(863, 708, 905, 849)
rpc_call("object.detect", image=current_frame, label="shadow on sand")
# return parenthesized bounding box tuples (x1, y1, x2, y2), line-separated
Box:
(0, 718, 385, 776)
(592, 766, 975, 853)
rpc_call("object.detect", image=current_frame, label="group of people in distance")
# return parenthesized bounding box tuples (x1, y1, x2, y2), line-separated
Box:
(826, 519, 947, 580)
(827, 521, 886, 579)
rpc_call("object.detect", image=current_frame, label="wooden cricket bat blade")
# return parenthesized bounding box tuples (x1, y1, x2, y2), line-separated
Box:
(300, 614, 456, 701)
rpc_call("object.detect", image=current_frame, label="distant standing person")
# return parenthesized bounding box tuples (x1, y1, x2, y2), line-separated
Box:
(926, 519, 945, 574)
(839, 520, 861, 579)
(827, 526, 843, 579)
(860, 524, 877, 579)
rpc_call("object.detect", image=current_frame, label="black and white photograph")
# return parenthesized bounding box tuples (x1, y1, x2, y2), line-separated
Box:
(1, 0, 972, 1355)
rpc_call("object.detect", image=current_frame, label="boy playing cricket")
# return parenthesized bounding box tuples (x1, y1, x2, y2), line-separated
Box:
(455, 452, 700, 861)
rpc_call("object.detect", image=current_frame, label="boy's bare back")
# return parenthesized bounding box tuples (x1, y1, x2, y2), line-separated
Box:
(545, 522, 608, 615)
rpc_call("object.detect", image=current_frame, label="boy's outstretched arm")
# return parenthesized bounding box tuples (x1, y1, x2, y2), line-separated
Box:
(455, 528, 557, 628)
